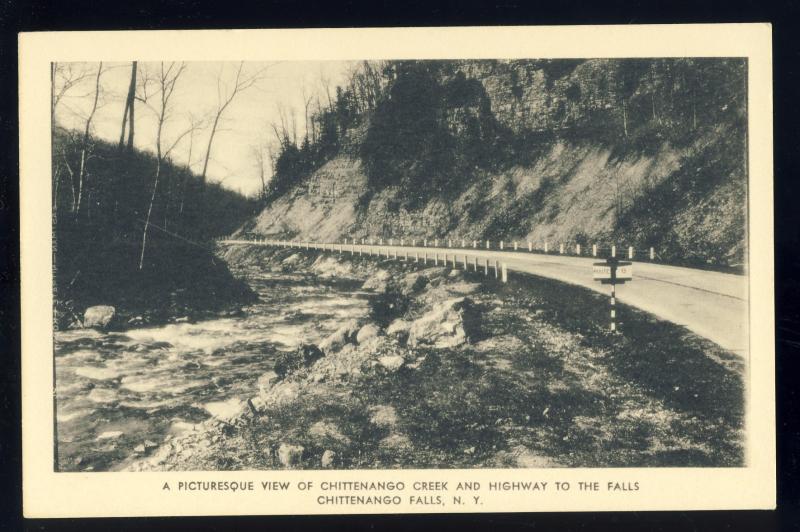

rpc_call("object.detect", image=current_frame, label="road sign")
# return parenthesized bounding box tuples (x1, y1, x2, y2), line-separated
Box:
(593, 260, 632, 284)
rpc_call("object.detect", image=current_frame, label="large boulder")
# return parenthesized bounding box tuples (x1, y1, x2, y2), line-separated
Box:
(83, 305, 116, 329)
(356, 324, 381, 345)
(311, 255, 353, 278)
(319, 319, 361, 354)
(369, 405, 398, 428)
(202, 398, 246, 421)
(377, 355, 405, 372)
(257, 371, 279, 394)
(362, 269, 391, 292)
(308, 421, 351, 445)
(407, 297, 478, 348)
(277, 443, 304, 467)
(321, 450, 336, 468)
(282, 253, 304, 267)
(386, 319, 411, 340)
(273, 344, 325, 379)
(399, 272, 428, 296)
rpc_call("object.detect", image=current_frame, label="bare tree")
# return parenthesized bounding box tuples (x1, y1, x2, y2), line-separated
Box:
(200, 62, 269, 185)
(136, 62, 195, 269)
(318, 69, 334, 111)
(118, 61, 137, 151)
(251, 143, 269, 201)
(179, 113, 203, 217)
(301, 82, 313, 143)
(74, 62, 104, 215)
(51, 62, 94, 115)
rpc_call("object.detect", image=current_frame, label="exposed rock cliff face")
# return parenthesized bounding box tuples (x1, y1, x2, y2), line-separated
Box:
(240, 59, 747, 268)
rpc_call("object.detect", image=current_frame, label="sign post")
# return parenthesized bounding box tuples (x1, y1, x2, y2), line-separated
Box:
(592, 257, 633, 332)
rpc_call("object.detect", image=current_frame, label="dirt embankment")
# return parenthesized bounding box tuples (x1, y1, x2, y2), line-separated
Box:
(125, 247, 745, 471)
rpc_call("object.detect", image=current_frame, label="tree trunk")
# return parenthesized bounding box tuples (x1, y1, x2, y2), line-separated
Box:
(200, 113, 221, 185)
(127, 62, 137, 150)
(622, 99, 628, 138)
(139, 159, 161, 270)
(118, 62, 137, 150)
(76, 63, 103, 216)
(140, 68, 166, 270)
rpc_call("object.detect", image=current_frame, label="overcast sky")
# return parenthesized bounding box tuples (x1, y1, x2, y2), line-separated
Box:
(54, 61, 355, 196)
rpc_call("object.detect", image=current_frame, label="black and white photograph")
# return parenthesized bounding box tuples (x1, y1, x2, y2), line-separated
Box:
(50, 56, 749, 472)
(19, 24, 775, 516)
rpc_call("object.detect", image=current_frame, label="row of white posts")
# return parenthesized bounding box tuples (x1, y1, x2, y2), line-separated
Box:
(335, 238, 655, 261)
(254, 238, 510, 282)
(246, 237, 656, 263)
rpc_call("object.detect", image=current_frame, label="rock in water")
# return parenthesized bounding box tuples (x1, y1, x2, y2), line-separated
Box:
(277, 443, 304, 467)
(83, 305, 116, 329)
(356, 324, 381, 345)
(321, 450, 336, 468)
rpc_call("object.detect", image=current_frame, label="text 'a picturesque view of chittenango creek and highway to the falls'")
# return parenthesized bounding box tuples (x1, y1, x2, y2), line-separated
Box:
(51, 58, 748, 472)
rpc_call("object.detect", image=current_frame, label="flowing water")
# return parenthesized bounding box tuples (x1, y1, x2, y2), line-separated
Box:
(54, 266, 369, 472)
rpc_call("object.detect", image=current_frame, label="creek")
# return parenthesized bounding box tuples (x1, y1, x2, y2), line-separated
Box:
(54, 261, 369, 471)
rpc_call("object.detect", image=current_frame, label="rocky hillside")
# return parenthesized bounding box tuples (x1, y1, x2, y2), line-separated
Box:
(239, 59, 747, 269)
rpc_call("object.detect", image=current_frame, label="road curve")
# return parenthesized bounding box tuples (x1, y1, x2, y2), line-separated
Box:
(221, 239, 748, 355)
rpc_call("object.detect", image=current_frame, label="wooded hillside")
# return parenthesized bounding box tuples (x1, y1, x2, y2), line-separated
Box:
(248, 58, 748, 269)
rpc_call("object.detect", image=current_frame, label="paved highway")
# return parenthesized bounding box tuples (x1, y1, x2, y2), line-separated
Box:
(221, 239, 748, 355)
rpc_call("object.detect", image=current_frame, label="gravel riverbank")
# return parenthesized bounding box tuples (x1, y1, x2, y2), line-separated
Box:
(120, 244, 744, 471)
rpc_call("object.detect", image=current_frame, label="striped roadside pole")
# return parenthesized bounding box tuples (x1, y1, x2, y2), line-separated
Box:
(610, 283, 617, 332)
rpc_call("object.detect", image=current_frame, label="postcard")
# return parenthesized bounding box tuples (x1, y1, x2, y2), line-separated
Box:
(19, 24, 774, 516)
